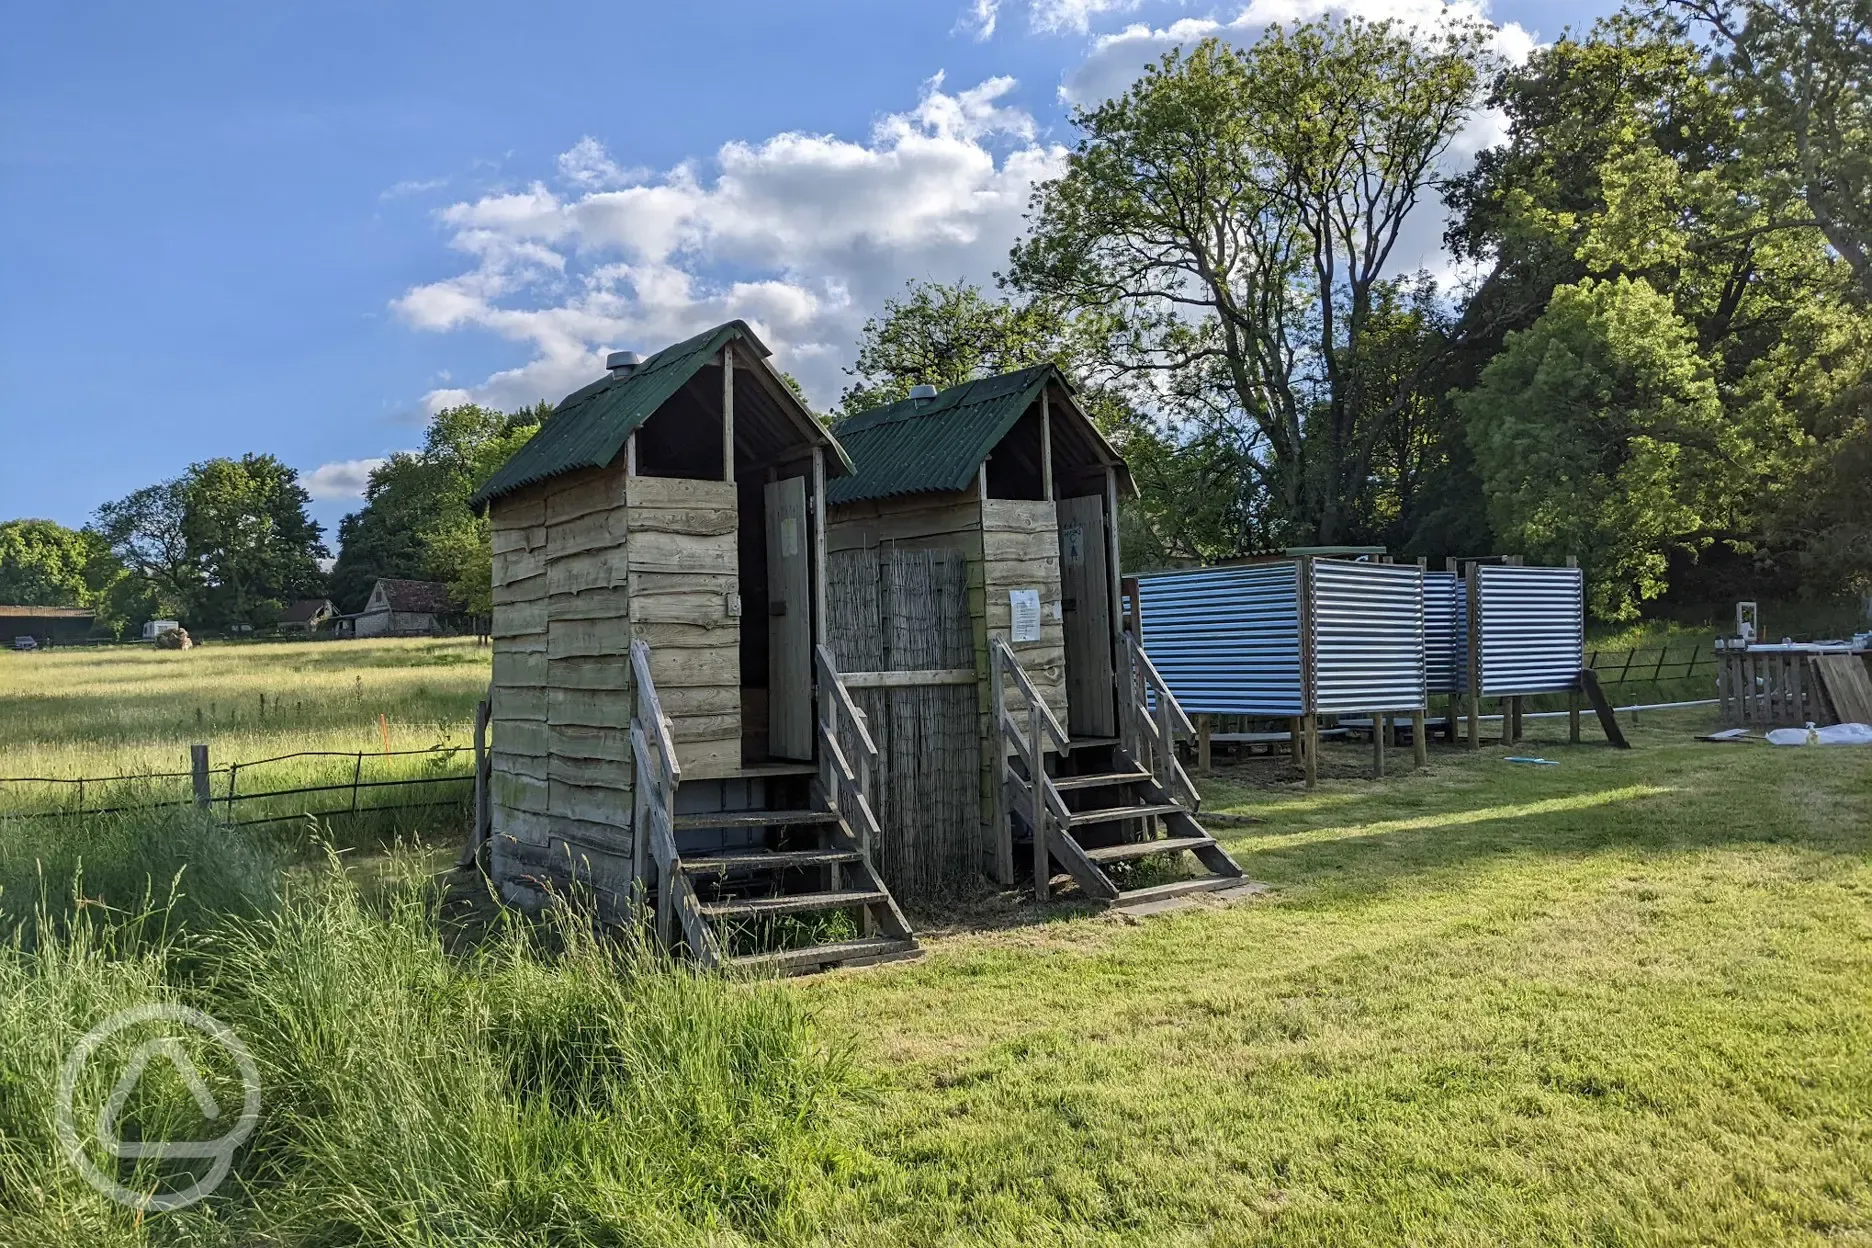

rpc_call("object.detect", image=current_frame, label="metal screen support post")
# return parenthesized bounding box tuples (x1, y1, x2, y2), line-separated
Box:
(1411, 710, 1428, 768)
(191, 744, 210, 811)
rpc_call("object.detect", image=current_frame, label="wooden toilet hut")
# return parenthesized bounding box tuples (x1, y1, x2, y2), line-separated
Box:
(469, 321, 918, 974)
(824, 367, 1245, 906)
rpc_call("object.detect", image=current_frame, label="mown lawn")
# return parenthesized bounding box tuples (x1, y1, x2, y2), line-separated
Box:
(1, 636, 1866, 1245)
(794, 713, 1872, 1245)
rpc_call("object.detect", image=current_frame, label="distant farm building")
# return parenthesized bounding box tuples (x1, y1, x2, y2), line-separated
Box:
(335, 579, 461, 637)
(1, 605, 95, 646)
(278, 597, 336, 633)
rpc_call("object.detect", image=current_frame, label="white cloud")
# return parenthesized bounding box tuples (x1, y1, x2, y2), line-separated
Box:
(957, 0, 1000, 39)
(393, 75, 1066, 413)
(1064, 0, 1536, 105)
(380, 177, 448, 200)
(304, 458, 389, 501)
(1031, 0, 1144, 34)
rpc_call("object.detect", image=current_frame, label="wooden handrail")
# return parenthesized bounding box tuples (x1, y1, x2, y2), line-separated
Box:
(991, 637, 1070, 754)
(815, 643, 877, 760)
(1124, 633, 1195, 737)
(629, 640, 682, 786)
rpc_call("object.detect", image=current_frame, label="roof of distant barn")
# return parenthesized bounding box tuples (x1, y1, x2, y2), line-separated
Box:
(469, 320, 850, 509)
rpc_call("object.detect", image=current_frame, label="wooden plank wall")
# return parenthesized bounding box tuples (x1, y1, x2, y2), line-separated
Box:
(489, 483, 551, 907)
(625, 474, 742, 778)
(540, 467, 634, 909)
(978, 497, 1066, 869)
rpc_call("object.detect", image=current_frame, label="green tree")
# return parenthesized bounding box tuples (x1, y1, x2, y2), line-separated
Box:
(0, 519, 120, 609)
(1459, 276, 1740, 619)
(92, 479, 198, 620)
(1667, 0, 1872, 301)
(181, 454, 328, 627)
(1011, 20, 1498, 547)
(330, 403, 544, 614)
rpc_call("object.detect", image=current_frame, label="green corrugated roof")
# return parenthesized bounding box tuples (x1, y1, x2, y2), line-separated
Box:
(826, 365, 1057, 505)
(471, 320, 786, 509)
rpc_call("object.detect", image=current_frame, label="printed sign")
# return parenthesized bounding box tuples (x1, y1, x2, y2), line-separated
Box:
(1009, 589, 1042, 642)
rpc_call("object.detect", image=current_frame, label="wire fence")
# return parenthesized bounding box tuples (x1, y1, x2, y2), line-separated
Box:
(0, 745, 475, 825)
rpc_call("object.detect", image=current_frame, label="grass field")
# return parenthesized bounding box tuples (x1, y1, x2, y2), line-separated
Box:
(0, 641, 1867, 1244)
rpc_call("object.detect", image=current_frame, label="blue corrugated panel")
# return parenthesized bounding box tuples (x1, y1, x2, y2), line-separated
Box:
(1423, 570, 1468, 693)
(1134, 563, 1304, 715)
(1476, 565, 1585, 695)
(1312, 561, 1427, 713)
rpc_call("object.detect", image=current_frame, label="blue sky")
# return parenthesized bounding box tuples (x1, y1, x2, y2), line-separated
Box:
(1, 0, 1613, 540)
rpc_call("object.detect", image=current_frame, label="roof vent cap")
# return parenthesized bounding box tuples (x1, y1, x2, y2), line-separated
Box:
(909, 383, 939, 401)
(606, 350, 643, 375)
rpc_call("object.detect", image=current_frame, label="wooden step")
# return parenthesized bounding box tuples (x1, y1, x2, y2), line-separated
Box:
(1053, 769, 1152, 791)
(1068, 736, 1120, 749)
(681, 850, 860, 876)
(727, 937, 921, 975)
(1067, 803, 1185, 827)
(699, 888, 885, 919)
(1112, 876, 1244, 907)
(1082, 835, 1215, 864)
(674, 808, 836, 831)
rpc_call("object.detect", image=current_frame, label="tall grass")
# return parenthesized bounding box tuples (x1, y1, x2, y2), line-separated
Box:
(0, 820, 854, 1247)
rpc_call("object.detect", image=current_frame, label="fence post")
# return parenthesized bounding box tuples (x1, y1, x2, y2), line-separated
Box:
(349, 753, 363, 815)
(462, 697, 491, 870)
(191, 744, 210, 811)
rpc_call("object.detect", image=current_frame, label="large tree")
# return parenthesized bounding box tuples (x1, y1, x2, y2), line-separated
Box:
(181, 454, 328, 626)
(1460, 276, 1739, 619)
(1666, 0, 1872, 302)
(91, 478, 198, 620)
(0, 519, 120, 609)
(330, 403, 545, 613)
(1011, 19, 1498, 547)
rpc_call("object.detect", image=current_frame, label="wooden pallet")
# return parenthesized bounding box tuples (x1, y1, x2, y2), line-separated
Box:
(1811, 655, 1872, 724)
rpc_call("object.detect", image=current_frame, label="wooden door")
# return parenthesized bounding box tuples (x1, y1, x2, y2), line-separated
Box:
(1058, 493, 1116, 738)
(765, 476, 813, 759)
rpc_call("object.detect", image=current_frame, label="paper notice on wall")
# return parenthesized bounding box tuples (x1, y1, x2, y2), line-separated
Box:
(779, 516, 800, 558)
(1009, 589, 1042, 642)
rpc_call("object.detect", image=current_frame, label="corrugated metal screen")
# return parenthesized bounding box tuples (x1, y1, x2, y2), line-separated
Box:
(1134, 563, 1304, 715)
(1311, 561, 1427, 713)
(1422, 570, 1468, 693)
(1476, 564, 1585, 695)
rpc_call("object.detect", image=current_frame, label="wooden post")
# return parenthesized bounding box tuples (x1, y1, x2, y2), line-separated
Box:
(1568, 686, 1582, 744)
(1106, 467, 1125, 721)
(720, 345, 735, 481)
(989, 654, 1013, 885)
(461, 695, 491, 869)
(1372, 713, 1386, 778)
(811, 447, 830, 647)
(978, 460, 989, 501)
(190, 744, 210, 811)
(1512, 696, 1525, 743)
(1288, 715, 1304, 766)
(1500, 700, 1514, 744)
(1040, 387, 1054, 501)
(1465, 564, 1482, 750)
(625, 430, 637, 476)
(1197, 714, 1212, 775)
(1030, 701, 1048, 901)
(1411, 709, 1428, 768)
(1303, 713, 1319, 788)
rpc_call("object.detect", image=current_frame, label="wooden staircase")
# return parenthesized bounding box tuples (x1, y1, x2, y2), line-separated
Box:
(991, 636, 1247, 907)
(630, 640, 920, 974)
